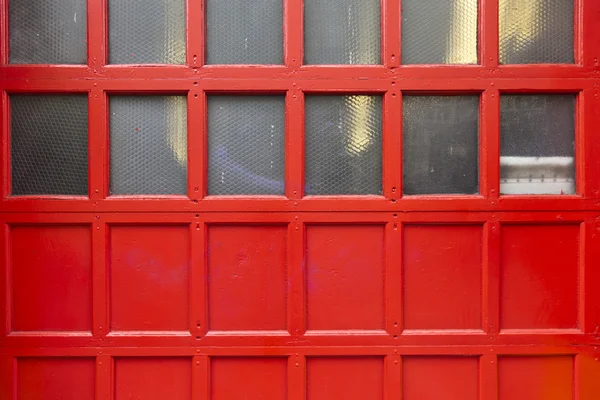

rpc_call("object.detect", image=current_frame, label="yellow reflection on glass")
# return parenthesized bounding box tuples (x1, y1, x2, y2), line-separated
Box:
(165, 96, 188, 169)
(344, 95, 378, 157)
(499, 0, 574, 64)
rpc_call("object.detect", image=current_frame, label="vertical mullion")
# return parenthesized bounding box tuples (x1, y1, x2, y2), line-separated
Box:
(483, 221, 500, 334)
(480, 354, 498, 400)
(0, 356, 14, 400)
(288, 354, 306, 400)
(89, 89, 108, 200)
(284, 0, 303, 68)
(580, 0, 600, 67)
(481, 0, 499, 68)
(286, 90, 304, 199)
(0, 223, 8, 336)
(287, 221, 306, 336)
(385, 220, 402, 334)
(192, 355, 209, 400)
(92, 220, 108, 337)
(581, 220, 600, 334)
(0, 0, 9, 65)
(188, 89, 204, 200)
(385, 354, 402, 400)
(383, 0, 400, 68)
(580, 89, 599, 199)
(88, 0, 107, 67)
(383, 90, 401, 199)
(96, 355, 112, 400)
(190, 221, 207, 338)
(1, 91, 10, 198)
(481, 89, 499, 199)
(187, 0, 204, 67)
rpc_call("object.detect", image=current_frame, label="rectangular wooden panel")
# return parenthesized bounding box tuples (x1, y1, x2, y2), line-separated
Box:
(210, 357, 287, 400)
(115, 357, 192, 400)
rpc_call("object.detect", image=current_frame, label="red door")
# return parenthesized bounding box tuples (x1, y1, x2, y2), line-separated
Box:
(1, 0, 600, 399)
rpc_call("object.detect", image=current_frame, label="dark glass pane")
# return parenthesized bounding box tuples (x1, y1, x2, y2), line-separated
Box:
(304, 0, 380, 65)
(208, 96, 285, 195)
(500, 95, 575, 195)
(10, 0, 87, 64)
(11, 95, 88, 195)
(499, 0, 574, 64)
(206, 0, 283, 65)
(403, 96, 479, 195)
(305, 96, 382, 195)
(108, 0, 186, 64)
(110, 96, 188, 195)
(402, 0, 478, 65)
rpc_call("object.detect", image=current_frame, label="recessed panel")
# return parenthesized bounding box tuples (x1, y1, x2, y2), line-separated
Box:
(501, 224, 579, 329)
(306, 357, 384, 400)
(208, 96, 285, 195)
(305, 96, 383, 195)
(402, 0, 478, 64)
(498, 356, 574, 400)
(403, 96, 479, 195)
(211, 357, 287, 400)
(11, 225, 92, 331)
(306, 225, 385, 330)
(115, 358, 192, 400)
(403, 225, 482, 330)
(206, 0, 283, 64)
(108, 0, 185, 64)
(208, 226, 287, 331)
(403, 356, 479, 400)
(110, 96, 188, 195)
(17, 358, 95, 400)
(10, 95, 88, 196)
(304, 0, 380, 64)
(9, 0, 87, 64)
(499, 0, 574, 64)
(110, 225, 190, 331)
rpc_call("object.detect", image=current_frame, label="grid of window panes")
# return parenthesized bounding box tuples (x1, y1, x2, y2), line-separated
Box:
(5, 0, 578, 197)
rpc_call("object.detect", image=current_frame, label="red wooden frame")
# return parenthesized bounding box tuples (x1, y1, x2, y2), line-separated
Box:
(1, 0, 600, 398)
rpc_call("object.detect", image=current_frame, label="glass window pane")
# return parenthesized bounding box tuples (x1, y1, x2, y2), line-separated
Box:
(208, 96, 285, 195)
(9, 0, 87, 64)
(403, 96, 479, 195)
(110, 96, 188, 195)
(304, 0, 380, 65)
(108, 0, 186, 64)
(11, 95, 88, 195)
(499, 0, 574, 64)
(305, 96, 382, 195)
(402, 0, 478, 65)
(500, 95, 575, 195)
(206, 0, 283, 65)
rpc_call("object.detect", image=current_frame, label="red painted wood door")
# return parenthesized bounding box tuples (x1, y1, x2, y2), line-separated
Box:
(1, 0, 600, 399)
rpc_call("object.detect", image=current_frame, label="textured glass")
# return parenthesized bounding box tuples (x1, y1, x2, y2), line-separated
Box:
(403, 96, 479, 195)
(499, 0, 574, 64)
(208, 96, 285, 195)
(304, 0, 380, 65)
(305, 96, 382, 195)
(402, 0, 478, 64)
(206, 0, 283, 65)
(110, 96, 187, 195)
(109, 0, 185, 64)
(9, 0, 87, 64)
(500, 95, 575, 195)
(11, 95, 88, 195)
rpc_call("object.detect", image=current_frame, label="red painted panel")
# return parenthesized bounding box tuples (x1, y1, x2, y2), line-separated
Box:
(115, 357, 192, 400)
(306, 357, 384, 400)
(403, 225, 482, 330)
(110, 226, 190, 331)
(208, 226, 287, 331)
(498, 356, 574, 400)
(500, 224, 579, 329)
(210, 357, 287, 400)
(306, 225, 385, 330)
(11, 225, 92, 332)
(17, 357, 95, 400)
(402, 356, 479, 400)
